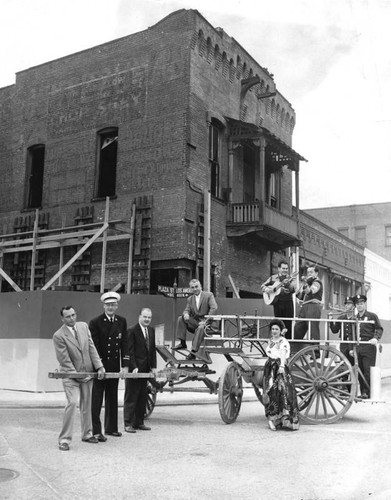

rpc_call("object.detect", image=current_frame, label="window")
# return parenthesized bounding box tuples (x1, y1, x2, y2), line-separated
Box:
(209, 120, 222, 198)
(386, 226, 391, 246)
(354, 226, 366, 247)
(96, 128, 118, 198)
(338, 227, 349, 238)
(269, 172, 278, 208)
(25, 144, 45, 209)
(266, 170, 281, 209)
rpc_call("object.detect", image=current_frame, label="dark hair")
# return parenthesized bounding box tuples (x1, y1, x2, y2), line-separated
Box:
(277, 260, 288, 268)
(60, 306, 74, 317)
(269, 319, 286, 331)
(308, 265, 319, 274)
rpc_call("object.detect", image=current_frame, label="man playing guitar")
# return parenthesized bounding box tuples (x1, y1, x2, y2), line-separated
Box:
(261, 260, 297, 339)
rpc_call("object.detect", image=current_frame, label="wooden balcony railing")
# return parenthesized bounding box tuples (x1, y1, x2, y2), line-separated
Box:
(228, 202, 299, 239)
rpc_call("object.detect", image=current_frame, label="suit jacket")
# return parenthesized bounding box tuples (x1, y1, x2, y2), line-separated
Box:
(124, 323, 157, 374)
(183, 291, 218, 321)
(89, 313, 127, 371)
(53, 321, 103, 373)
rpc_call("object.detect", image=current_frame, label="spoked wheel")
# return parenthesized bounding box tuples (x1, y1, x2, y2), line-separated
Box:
(144, 382, 157, 419)
(218, 362, 243, 424)
(289, 345, 357, 424)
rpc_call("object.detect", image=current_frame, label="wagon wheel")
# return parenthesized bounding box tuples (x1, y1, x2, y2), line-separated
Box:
(144, 382, 157, 419)
(289, 345, 356, 424)
(218, 362, 243, 424)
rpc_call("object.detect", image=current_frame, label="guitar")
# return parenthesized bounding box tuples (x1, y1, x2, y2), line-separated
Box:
(263, 272, 298, 306)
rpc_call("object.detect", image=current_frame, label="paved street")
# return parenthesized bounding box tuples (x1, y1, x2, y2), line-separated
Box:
(1, 383, 391, 500)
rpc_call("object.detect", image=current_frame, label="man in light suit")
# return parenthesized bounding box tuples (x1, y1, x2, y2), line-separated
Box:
(89, 291, 128, 441)
(173, 279, 218, 360)
(123, 307, 157, 432)
(53, 306, 105, 451)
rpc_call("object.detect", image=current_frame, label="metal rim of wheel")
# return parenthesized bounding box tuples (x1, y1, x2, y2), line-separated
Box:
(144, 382, 157, 419)
(289, 345, 356, 424)
(218, 361, 243, 424)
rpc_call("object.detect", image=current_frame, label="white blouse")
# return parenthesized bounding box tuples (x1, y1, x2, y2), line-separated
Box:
(266, 336, 290, 361)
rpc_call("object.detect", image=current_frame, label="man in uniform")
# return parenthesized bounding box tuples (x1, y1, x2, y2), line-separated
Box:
(89, 291, 128, 440)
(354, 294, 383, 399)
(123, 307, 157, 432)
(53, 306, 105, 451)
(261, 259, 297, 339)
(329, 296, 356, 365)
(173, 278, 218, 360)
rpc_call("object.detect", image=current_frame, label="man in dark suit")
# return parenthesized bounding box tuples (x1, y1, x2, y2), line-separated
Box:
(89, 291, 128, 441)
(53, 306, 105, 451)
(354, 294, 383, 399)
(123, 307, 157, 432)
(173, 278, 218, 360)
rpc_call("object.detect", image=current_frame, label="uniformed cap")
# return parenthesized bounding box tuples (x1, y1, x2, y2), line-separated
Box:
(354, 294, 367, 304)
(344, 296, 354, 304)
(101, 291, 121, 304)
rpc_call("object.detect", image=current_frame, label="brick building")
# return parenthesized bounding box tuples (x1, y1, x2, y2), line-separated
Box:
(306, 203, 391, 262)
(0, 9, 308, 296)
(0, 9, 367, 303)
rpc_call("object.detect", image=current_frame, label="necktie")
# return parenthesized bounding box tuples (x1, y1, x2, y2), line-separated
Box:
(72, 326, 80, 346)
(144, 327, 149, 349)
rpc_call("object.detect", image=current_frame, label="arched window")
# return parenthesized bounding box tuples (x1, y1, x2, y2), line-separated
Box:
(95, 127, 118, 198)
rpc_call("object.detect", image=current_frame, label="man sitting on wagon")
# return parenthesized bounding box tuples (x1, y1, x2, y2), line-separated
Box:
(173, 279, 218, 360)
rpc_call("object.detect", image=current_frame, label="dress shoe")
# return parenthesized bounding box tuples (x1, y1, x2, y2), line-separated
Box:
(95, 434, 107, 442)
(125, 426, 136, 433)
(172, 343, 187, 350)
(82, 436, 99, 443)
(135, 424, 151, 431)
(359, 393, 369, 400)
(59, 442, 69, 451)
(268, 420, 277, 431)
(106, 431, 122, 437)
(186, 352, 196, 360)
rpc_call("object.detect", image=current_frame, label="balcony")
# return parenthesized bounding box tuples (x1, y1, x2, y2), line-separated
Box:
(226, 202, 301, 249)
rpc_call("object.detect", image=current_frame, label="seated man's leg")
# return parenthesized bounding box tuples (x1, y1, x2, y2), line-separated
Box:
(173, 316, 188, 349)
(191, 324, 206, 353)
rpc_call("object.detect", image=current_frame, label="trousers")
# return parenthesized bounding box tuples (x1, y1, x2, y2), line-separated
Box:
(59, 378, 93, 444)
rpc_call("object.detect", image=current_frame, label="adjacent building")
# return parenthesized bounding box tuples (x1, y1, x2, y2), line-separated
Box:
(306, 203, 391, 262)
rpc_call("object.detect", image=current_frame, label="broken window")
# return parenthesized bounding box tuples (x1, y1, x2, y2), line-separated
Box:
(96, 128, 118, 198)
(209, 120, 223, 198)
(25, 144, 45, 209)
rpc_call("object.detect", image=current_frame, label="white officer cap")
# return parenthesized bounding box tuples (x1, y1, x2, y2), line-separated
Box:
(101, 291, 121, 303)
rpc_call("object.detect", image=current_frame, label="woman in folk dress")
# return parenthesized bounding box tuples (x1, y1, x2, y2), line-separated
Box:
(263, 319, 300, 431)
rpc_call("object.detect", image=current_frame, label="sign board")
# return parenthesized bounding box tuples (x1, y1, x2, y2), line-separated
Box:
(157, 285, 192, 298)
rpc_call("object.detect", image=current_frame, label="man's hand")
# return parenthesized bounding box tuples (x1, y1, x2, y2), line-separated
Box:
(132, 368, 139, 374)
(97, 367, 105, 380)
(120, 367, 129, 379)
(151, 368, 157, 376)
(369, 338, 378, 345)
(278, 366, 285, 374)
(183, 313, 190, 321)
